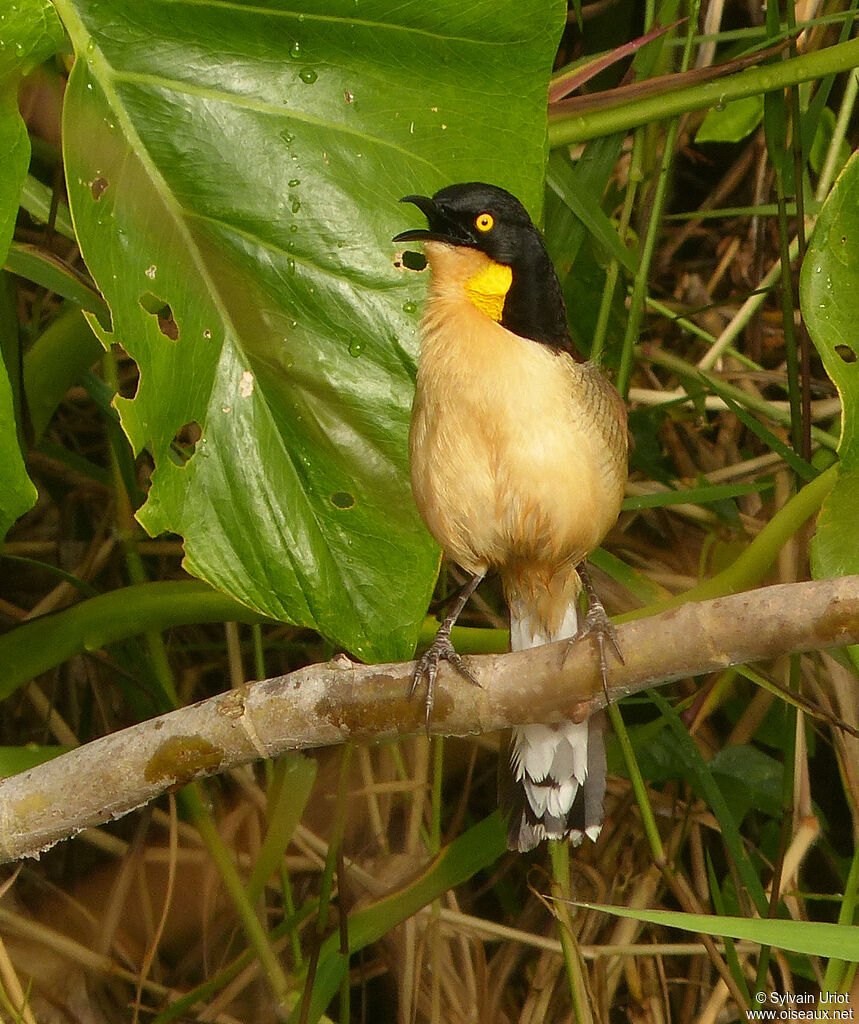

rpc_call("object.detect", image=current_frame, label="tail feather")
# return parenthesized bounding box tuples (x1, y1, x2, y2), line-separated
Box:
(503, 585, 606, 853)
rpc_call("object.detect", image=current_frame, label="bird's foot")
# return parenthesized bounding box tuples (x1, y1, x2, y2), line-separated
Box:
(410, 630, 480, 732)
(566, 599, 624, 697)
(567, 563, 624, 696)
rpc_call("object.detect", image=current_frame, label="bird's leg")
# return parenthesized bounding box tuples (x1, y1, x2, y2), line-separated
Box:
(410, 571, 484, 729)
(570, 563, 623, 697)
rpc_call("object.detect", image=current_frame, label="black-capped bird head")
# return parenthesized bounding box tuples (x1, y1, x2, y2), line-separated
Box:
(394, 182, 577, 357)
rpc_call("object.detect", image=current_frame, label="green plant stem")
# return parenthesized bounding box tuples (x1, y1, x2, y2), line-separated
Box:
(181, 785, 292, 1007)
(317, 746, 353, 935)
(609, 695, 751, 1008)
(705, 851, 753, 1004)
(152, 900, 318, 1022)
(282, 858, 303, 971)
(292, 814, 507, 1024)
(253, 623, 308, 971)
(591, 256, 621, 368)
(299, 744, 354, 1024)
(763, 2, 808, 461)
(0, 580, 265, 702)
(591, 136, 640, 366)
(549, 840, 591, 1024)
(784, 3, 806, 259)
(420, 619, 508, 653)
(817, 67, 859, 201)
(431, 736, 444, 854)
(607, 702, 664, 860)
(619, 463, 836, 619)
(645, 347, 839, 451)
(773, 167, 804, 456)
(645, 296, 718, 349)
(248, 757, 316, 906)
(617, 1, 699, 397)
(618, 114, 679, 398)
(549, 36, 859, 147)
(754, 658, 800, 996)
(251, 623, 266, 680)
(822, 840, 859, 992)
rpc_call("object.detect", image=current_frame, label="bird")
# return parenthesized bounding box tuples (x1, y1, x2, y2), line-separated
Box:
(393, 182, 628, 852)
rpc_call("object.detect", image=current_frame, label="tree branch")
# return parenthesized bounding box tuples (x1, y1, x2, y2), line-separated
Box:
(1, 576, 857, 863)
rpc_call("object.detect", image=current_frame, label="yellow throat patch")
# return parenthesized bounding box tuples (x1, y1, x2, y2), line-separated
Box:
(464, 261, 513, 322)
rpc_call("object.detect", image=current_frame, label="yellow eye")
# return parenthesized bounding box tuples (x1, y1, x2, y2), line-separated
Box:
(475, 212, 494, 232)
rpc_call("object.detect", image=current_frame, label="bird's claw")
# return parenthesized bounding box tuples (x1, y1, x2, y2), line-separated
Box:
(410, 632, 480, 732)
(567, 602, 624, 696)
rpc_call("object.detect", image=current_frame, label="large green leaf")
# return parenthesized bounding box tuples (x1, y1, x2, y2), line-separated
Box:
(0, 90, 30, 267)
(0, 348, 37, 543)
(54, 0, 564, 662)
(0, 0, 64, 543)
(0, 0, 64, 261)
(800, 150, 859, 580)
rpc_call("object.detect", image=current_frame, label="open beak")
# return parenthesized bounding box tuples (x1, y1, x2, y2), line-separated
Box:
(393, 195, 476, 246)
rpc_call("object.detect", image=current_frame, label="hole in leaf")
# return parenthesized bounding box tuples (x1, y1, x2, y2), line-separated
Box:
(91, 177, 109, 201)
(138, 292, 165, 315)
(835, 344, 857, 363)
(156, 309, 179, 341)
(396, 249, 427, 272)
(139, 292, 179, 340)
(330, 491, 355, 509)
(112, 343, 141, 400)
(135, 450, 155, 492)
(169, 421, 202, 466)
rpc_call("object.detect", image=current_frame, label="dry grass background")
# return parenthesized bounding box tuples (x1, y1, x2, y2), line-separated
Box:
(2, 1, 858, 1021)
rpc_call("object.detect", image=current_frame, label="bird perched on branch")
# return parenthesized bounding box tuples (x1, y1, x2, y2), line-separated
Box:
(394, 182, 628, 852)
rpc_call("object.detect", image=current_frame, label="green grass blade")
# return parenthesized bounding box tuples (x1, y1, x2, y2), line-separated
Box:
(622, 480, 770, 512)
(648, 689, 769, 916)
(246, 753, 317, 905)
(702, 377, 818, 481)
(290, 813, 507, 1023)
(573, 903, 859, 960)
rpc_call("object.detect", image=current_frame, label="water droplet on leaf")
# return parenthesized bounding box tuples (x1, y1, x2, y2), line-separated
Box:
(299, 68, 318, 84)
